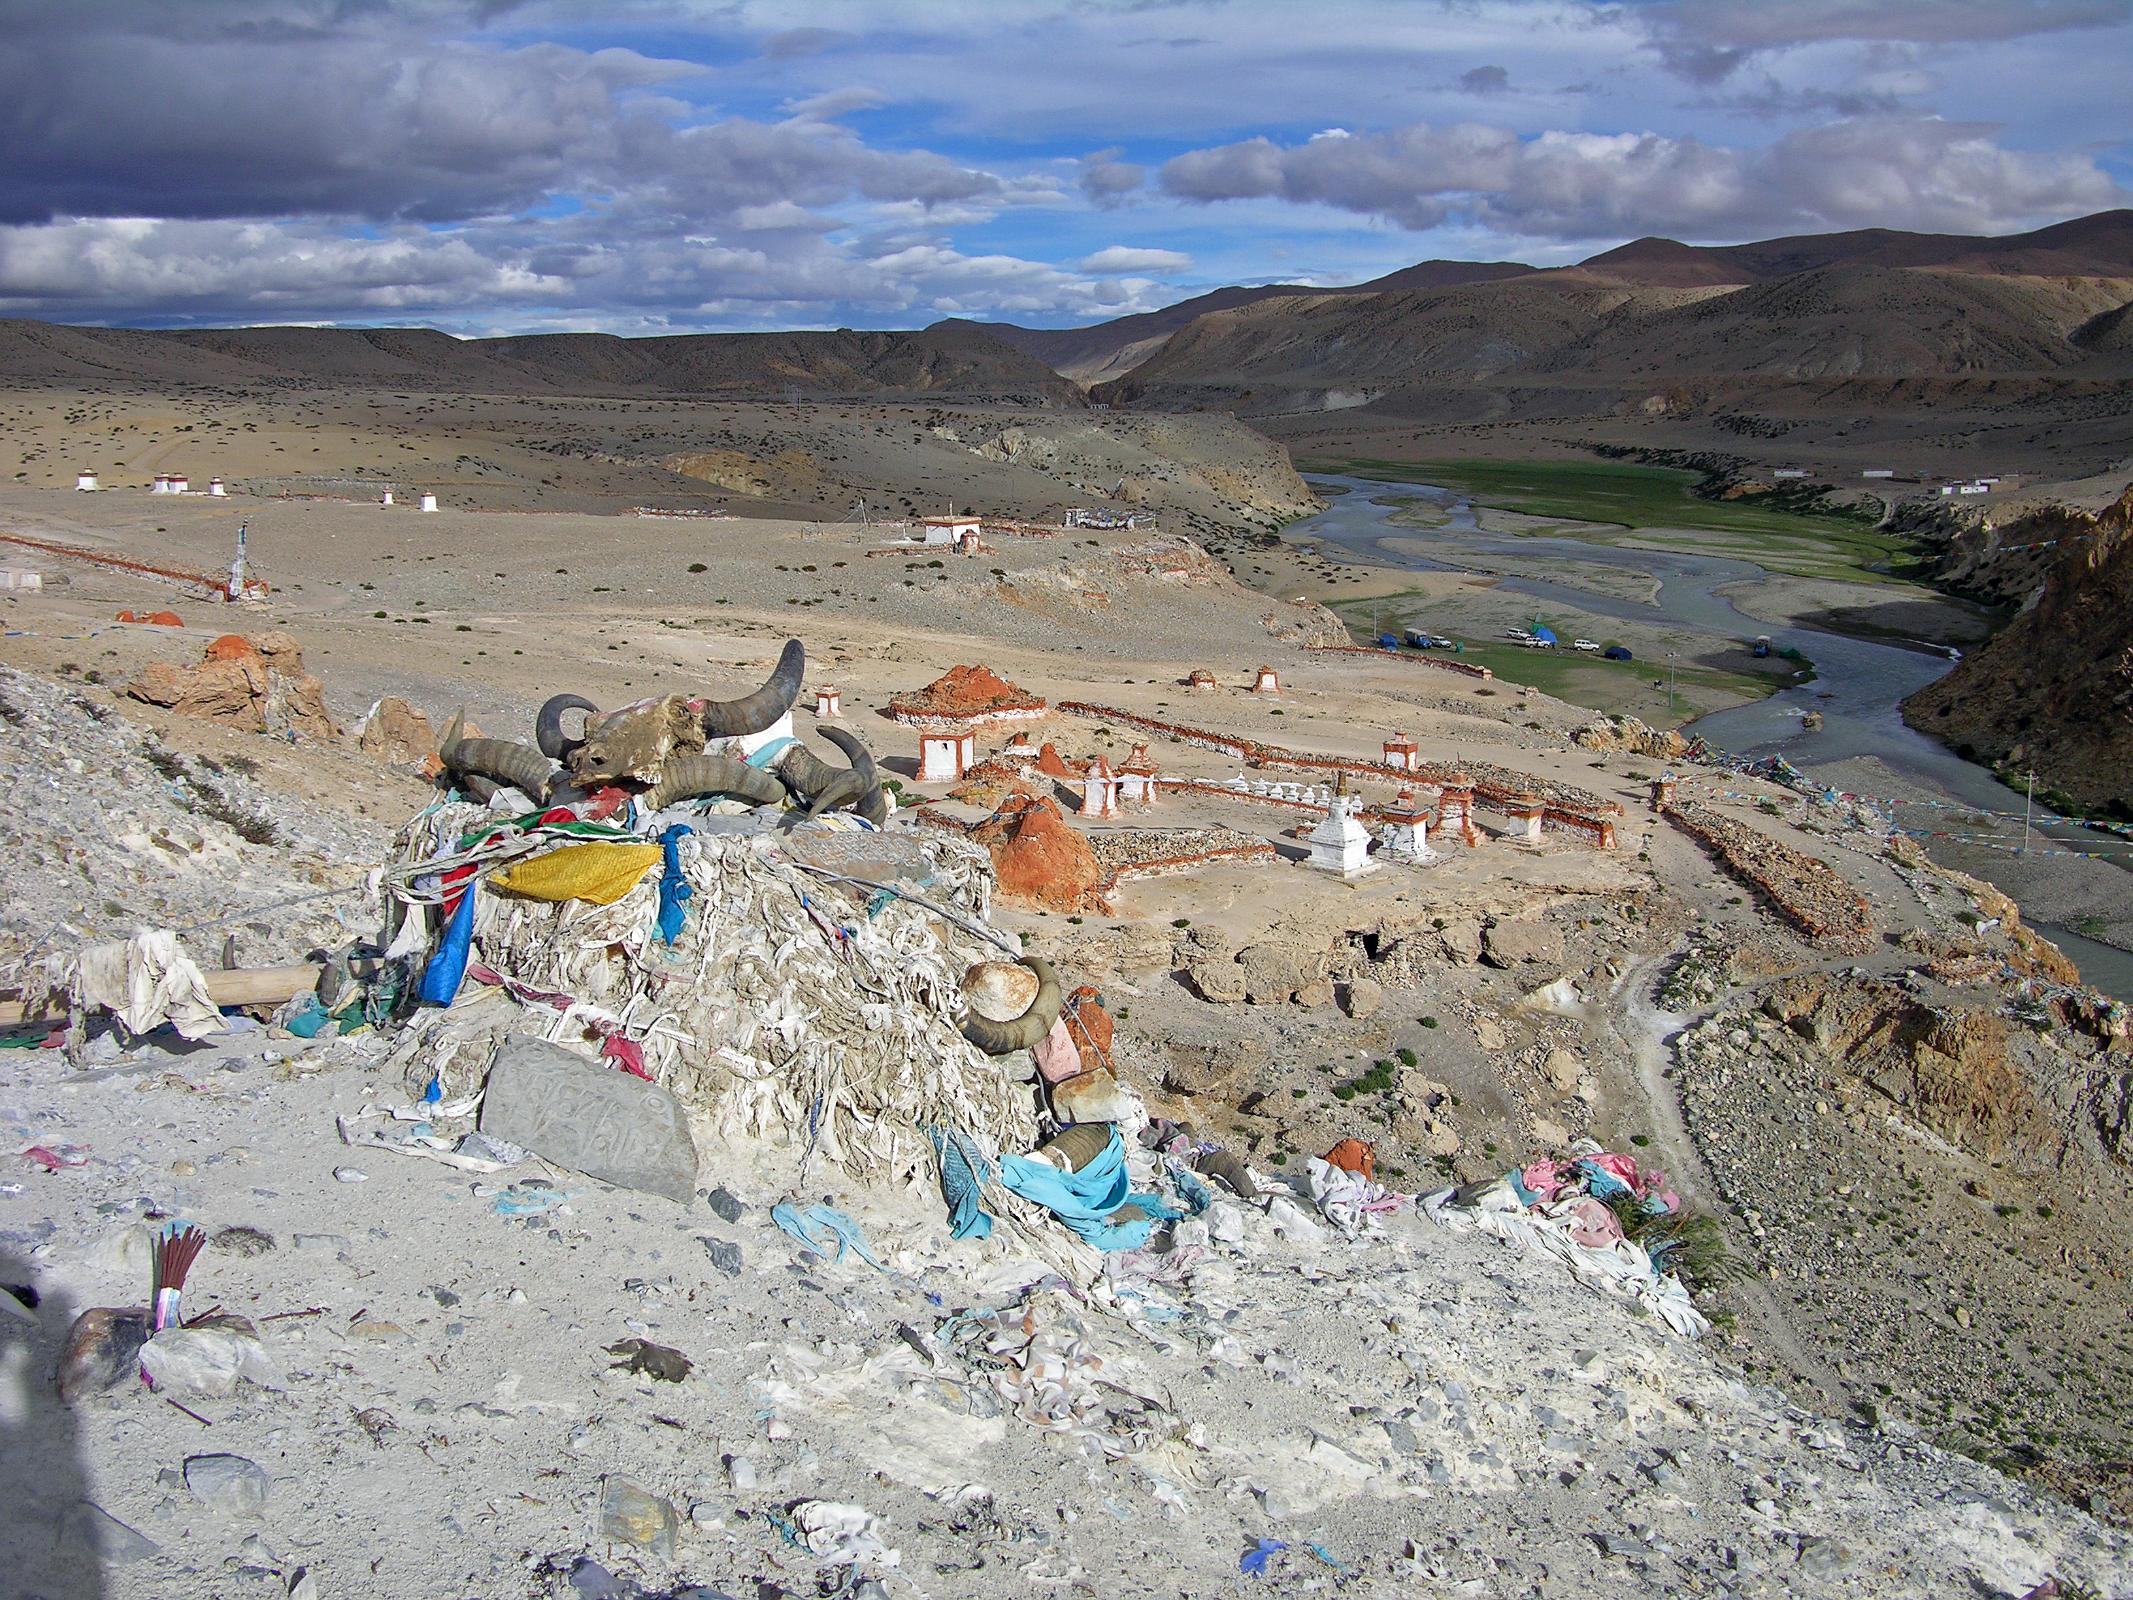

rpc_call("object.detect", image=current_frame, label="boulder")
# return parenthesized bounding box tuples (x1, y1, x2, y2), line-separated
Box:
(1162, 1039, 1265, 1096)
(1339, 977, 1384, 1020)
(1573, 714, 1688, 760)
(962, 960, 1042, 1019)
(56, 1307, 150, 1402)
(1438, 919, 1484, 964)
(1049, 1066, 1140, 1127)
(1237, 942, 1327, 1006)
(1543, 1047, 1584, 1095)
(1482, 919, 1566, 969)
(126, 657, 261, 723)
(480, 1036, 699, 1203)
(356, 696, 438, 768)
(125, 631, 338, 743)
(1182, 955, 1248, 1004)
(971, 795, 1101, 912)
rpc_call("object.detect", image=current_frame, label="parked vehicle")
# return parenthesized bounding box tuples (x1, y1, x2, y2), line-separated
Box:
(1572, 638, 1600, 653)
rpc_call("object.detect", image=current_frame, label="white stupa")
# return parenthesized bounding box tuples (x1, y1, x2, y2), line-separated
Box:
(1305, 794, 1378, 878)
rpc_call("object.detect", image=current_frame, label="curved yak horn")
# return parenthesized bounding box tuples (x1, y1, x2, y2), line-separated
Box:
(700, 638, 804, 739)
(775, 741, 842, 804)
(803, 768, 868, 818)
(535, 693, 600, 761)
(439, 710, 555, 801)
(959, 957, 1061, 1056)
(640, 754, 785, 811)
(820, 725, 887, 825)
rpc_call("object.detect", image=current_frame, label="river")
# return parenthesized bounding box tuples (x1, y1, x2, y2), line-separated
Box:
(1292, 475, 2133, 1002)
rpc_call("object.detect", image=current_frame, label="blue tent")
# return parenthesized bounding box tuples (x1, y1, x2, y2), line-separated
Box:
(1532, 625, 1558, 646)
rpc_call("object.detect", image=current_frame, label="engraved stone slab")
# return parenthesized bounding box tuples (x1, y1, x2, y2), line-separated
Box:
(480, 1036, 698, 1204)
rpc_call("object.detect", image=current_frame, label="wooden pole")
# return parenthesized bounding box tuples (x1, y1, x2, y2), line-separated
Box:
(0, 958, 386, 1027)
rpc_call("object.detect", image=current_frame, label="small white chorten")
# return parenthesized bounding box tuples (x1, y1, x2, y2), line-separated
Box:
(1305, 795, 1378, 878)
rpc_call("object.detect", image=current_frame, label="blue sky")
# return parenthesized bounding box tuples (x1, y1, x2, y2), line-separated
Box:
(0, 0, 2127, 332)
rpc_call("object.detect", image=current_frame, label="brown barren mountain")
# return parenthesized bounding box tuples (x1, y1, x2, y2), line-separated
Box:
(0, 317, 1084, 405)
(1080, 211, 2133, 473)
(970, 260, 1531, 384)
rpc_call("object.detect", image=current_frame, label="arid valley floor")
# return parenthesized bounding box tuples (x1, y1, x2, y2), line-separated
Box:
(1, 376, 2130, 1600)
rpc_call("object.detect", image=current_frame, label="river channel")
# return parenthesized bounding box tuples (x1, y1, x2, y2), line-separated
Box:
(1292, 475, 2133, 1002)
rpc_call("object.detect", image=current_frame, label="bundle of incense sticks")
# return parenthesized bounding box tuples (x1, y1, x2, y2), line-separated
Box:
(150, 1222, 208, 1333)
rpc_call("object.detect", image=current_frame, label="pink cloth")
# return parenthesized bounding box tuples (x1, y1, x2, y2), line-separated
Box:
(1032, 1017, 1083, 1085)
(1589, 1151, 1682, 1214)
(1521, 1159, 1568, 1201)
(1587, 1152, 1641, 1185)
(1554, 1196, 1626, 1250)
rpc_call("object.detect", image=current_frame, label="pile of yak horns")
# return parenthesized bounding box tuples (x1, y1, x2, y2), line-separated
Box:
(435, 640, 886, 824)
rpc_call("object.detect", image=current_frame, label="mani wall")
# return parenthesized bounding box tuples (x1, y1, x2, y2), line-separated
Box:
(1663, 799, 1875, 951)
(1052, 701, 1621, 838)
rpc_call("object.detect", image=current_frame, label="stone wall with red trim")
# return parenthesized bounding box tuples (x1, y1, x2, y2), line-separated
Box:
(1664, 800, 1874, 951)
(1092, 843, 1278, 912)
(1305, 643, 1494, 679)
(1053, 700, 1620, 842)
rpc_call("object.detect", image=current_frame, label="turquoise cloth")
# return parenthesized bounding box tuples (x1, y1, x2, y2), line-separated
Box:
(743, 735, 798, 770)
(770, 1201, 885, 1270)
(930, 1126, 995, 1241)
(996, 1125, 1180, 1252)
(654, 823, 693, 945)
(1166, 1159, 1215, 1217)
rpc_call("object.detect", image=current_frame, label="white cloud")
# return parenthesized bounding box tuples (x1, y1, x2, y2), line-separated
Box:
(0, 0, 2122, 329)
(1077, 245, 1193, 273)
(1160, 114, 2125, 239)
(0, 212, 1180, 329)
(778, 86, 890, 121)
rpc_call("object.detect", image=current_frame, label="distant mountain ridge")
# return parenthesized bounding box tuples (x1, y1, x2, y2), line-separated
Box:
(0, 317, 1085, 405)
(1069, 209, 2133, 414)
(6, 211, 2129, 418)
(966, 260, 1532, 383)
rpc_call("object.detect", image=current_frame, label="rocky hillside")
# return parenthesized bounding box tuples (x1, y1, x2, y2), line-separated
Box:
(1903, 485, 2133, 814)
(0, 317, 1086, 405)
